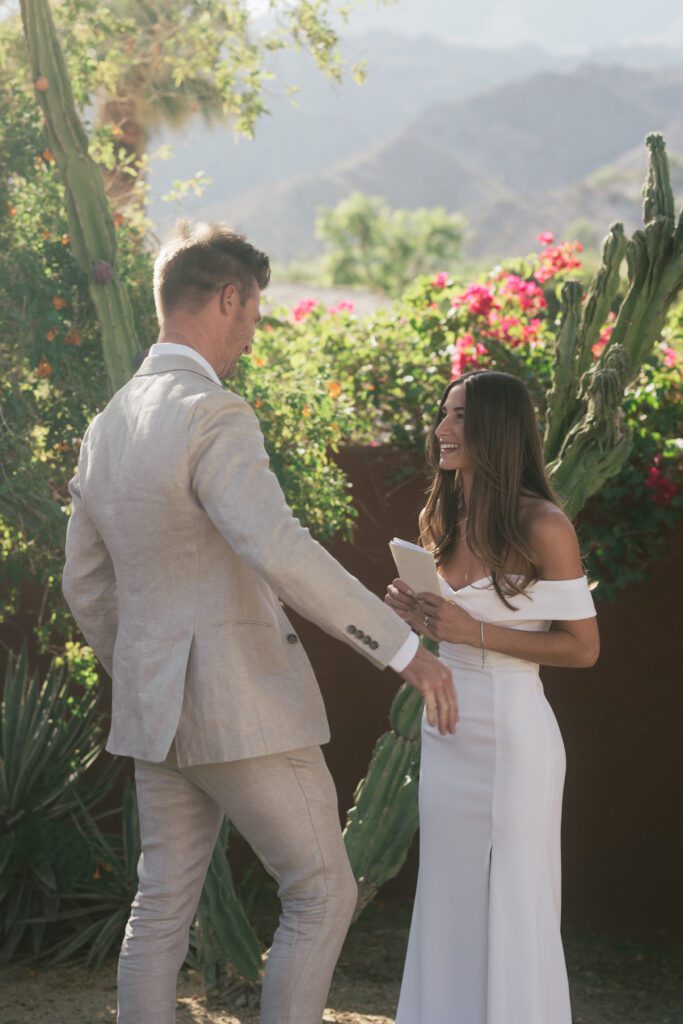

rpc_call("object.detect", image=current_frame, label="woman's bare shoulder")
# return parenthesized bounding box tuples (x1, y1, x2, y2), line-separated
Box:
(521, 500, 583, 579)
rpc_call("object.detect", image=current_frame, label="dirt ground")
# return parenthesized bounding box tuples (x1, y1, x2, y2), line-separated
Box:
(1, 900, 681, 1024)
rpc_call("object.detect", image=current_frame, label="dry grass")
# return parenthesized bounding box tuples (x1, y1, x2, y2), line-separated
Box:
(1, 901, 681, 1024)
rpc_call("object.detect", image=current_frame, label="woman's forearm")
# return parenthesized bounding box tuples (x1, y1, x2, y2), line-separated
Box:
(468, 621, 598, 669)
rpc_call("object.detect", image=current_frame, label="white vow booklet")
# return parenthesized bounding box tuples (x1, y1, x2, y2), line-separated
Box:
(389, 538, 442, 596)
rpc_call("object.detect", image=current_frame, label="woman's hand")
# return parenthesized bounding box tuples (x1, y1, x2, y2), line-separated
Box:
(416, 593, 480, 646)
(385, 578, 425, 632)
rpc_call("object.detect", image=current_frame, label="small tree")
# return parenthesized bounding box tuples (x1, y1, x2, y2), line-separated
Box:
(317, 191, 466, 296)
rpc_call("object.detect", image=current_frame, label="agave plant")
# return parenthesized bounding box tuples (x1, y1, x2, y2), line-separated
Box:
(0, 647, 114, 960)
(43, 777, 141, 967)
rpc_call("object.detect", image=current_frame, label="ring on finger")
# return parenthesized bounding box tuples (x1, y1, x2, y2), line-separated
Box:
(423, 613, 431, 629)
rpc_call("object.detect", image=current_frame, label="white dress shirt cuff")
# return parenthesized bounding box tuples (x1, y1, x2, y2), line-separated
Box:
(389, 631, 420, 673)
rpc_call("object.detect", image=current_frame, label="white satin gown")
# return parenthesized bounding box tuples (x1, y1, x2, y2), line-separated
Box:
(396, 575, 596, 1024)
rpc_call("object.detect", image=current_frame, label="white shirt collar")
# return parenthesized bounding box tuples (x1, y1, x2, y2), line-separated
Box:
(148, 342, 221, 387)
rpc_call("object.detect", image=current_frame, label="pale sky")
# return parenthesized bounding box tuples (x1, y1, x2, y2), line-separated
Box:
(251, 0, 683, 51)
(4, 1, 683, 52)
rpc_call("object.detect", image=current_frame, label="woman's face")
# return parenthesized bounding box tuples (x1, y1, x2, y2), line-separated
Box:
(434, 384, 473, 472)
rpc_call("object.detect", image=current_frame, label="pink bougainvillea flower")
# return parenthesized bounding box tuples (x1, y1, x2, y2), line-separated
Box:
(537, 232, 555, 246)
(432, 271, 449, 290)
(327, 300, 356, 315)
(592, 312, 617, 358)
(292, 298, 318, 322)
(500, 274, 547, 311)
(644, 463, 677, 506)
(452, 284, 497, 318)
(450, 333, 489, 379)
(592, 325, 613, 359)
(535, 240, 583, 283)
(662, 346, 678, 368)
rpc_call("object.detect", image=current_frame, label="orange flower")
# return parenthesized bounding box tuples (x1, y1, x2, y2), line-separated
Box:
(7, 206, 16, 217)
(113, 211, 125, 227)
(45, 328, 57, 342)
(252, 356, 265, 367)
(111, 126, 124, 139)
(36, 357, 52, 378)
(52, 296, 67, 310)
(60, 234, 70, 246)
(42, 149, 56, 163)
(64, 328, 81, 346)
(34, 76, 49, 92)
(254, 398, 263, 408)
(327, 381, 342, 399)
(302, 405, 311, 417)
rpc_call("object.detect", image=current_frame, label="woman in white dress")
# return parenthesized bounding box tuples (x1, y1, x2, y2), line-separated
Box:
(385, 370, 599, 1024)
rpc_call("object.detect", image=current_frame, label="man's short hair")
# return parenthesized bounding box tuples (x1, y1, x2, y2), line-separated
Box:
(153, 221, 271, 318)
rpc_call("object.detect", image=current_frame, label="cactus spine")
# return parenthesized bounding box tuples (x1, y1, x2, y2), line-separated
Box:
(20, 0, 139, 393)
(345, 134, 683, 915)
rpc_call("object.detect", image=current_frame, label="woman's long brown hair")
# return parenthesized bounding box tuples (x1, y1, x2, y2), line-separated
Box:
(420, 370, 559, 607)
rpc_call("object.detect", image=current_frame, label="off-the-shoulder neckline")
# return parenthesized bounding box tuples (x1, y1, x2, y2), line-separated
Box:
(438, 574, 589, 595)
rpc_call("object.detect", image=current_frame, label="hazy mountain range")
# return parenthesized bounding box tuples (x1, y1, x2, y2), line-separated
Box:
(148, 34, 683, 264)
(321, 0, 683, 51)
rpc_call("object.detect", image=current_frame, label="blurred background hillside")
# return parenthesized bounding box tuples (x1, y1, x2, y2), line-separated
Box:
(147, 1, 683, 270)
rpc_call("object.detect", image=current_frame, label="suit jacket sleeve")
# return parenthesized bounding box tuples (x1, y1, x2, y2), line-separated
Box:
(188, 389, 411, 669)
(62, 437, 118, 675)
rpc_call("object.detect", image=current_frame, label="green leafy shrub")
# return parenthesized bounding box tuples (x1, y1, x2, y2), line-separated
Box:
(0, 648, 115, 961)
(251, 236, 682, 598)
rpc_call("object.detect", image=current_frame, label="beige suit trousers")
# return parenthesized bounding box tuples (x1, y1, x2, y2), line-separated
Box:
(118, 745, 357, 1024)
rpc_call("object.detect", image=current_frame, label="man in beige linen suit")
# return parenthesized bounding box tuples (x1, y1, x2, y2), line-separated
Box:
(62, 222, 457, 1024)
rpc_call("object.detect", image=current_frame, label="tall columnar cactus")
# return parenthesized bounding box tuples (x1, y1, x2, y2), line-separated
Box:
(345, 679, 423, 913)
(344, 133, 683, 917)
(545, 133, 683, 514)
(20, 0, 139, 393)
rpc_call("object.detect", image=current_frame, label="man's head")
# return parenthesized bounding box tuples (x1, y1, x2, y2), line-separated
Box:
(153, 221, 271, 378)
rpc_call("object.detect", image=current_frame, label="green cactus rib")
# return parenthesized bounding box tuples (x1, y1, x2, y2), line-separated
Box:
(389, 681, 425, 739)
(543, 281, 585, 461)
(604, 135, 683, 382)
(346, 134, 683, 922)
(548, 346, 634, 518)
(20, 0, 139, 392)
(194, 821, 263, 986)
(576, 223, 627, 381)
(344, 683, 423, 916)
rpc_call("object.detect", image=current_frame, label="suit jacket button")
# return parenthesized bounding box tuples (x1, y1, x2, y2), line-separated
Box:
(363, 635, 372, 645)
(287, 633, 299, 644)
(356, 631, 366, 641)
(347, 625, 358, 635)
(370, 640, 379, 650)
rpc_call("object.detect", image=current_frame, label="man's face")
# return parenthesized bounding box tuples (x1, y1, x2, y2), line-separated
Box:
(219, 283, 262, 379)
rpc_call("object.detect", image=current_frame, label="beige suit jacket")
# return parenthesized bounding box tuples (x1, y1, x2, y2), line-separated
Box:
(62, 352, 411, 766)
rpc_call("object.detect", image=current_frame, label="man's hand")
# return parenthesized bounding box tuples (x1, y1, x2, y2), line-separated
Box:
(397, 643, 459, 735)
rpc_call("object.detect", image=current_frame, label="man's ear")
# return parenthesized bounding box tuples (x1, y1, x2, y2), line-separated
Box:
(219, 284, 237, 315)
